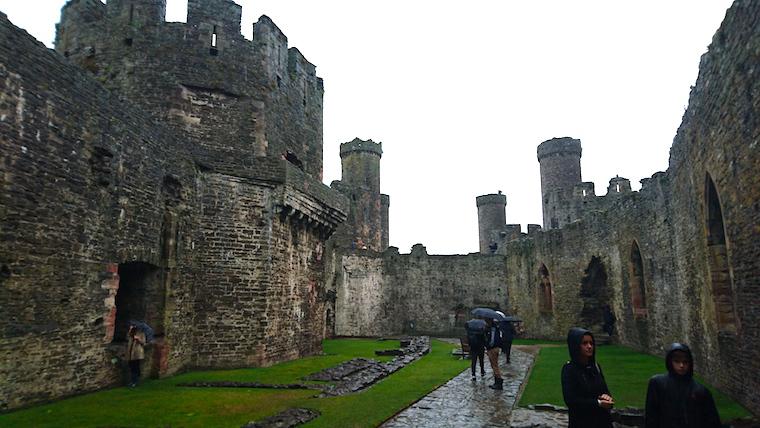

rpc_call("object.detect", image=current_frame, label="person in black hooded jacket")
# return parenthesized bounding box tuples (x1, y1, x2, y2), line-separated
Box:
(561, 327, 614, 428)
(645, 343, 721, 428)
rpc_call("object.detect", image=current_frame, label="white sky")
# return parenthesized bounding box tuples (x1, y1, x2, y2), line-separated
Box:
(0, 0, 734, 255)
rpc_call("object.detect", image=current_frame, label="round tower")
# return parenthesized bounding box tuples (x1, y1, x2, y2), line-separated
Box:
(339, 138, 383, 251)
(476, 193, 507, 254)
(340, 138, 382, 193)
(537, 137, 582, 229)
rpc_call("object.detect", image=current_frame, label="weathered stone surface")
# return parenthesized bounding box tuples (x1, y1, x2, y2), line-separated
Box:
(330, 1, 760, 417)
(242, 408, 320, 428)
(0, 2, 346, 411)
(318, 336, 431, 397)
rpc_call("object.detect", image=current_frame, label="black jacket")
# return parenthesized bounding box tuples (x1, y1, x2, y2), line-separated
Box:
(561, 328, 613, 428)
(465, 319, 487, 348)
(645, 343, 721, 428)
(498, 320, 516, 342)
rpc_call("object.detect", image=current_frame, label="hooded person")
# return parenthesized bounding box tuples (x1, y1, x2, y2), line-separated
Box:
(644, 343, 721, 428)
(561, 327, 614, 428)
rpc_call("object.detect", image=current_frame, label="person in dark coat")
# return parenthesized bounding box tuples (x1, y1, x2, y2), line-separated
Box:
(645, 343, 721, 428)
(561, 327, 614, 428)
(498, 320, 516, 364)
(465, 319, 487, 380)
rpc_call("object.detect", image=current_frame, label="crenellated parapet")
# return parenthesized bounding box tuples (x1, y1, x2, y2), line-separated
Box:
(55, 0, 324, 179)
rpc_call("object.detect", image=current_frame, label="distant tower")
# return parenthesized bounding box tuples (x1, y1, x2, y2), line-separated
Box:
(476, 193, 507, 254)
(537, 137, 582, 230)
(333, 138, 388, 252)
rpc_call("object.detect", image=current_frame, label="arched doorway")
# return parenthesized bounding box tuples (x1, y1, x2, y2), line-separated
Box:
(580, 256, 611, 333)
(705, 174, 737, 332)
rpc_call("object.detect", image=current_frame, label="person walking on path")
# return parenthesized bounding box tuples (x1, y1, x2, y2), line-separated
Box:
(644, 343, 721, 428)
(485, 318, 504, 390)
(465, 318, 487, 380)
(561, 327, 614, 428)
(126, 321, 146, 387)
(498, 320, 516, 364)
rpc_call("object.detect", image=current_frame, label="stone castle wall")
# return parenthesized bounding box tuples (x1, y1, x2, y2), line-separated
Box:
(56, 0, 324, 179)
(0, 3, 346, 411)
(331, 0, 760, 416)
(332, 245, 508, 338)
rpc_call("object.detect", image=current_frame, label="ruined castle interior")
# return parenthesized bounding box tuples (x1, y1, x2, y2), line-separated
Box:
(0, 0, 758, 417)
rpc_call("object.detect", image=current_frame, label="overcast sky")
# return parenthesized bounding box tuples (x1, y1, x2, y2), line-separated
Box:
(0, 0, 734, 254)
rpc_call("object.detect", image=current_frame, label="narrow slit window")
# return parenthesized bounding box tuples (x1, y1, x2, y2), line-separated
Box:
(212, 26, 218, 47)
(129, 4, 134, 24)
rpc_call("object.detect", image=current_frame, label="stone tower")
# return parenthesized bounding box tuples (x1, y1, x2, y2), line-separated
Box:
(476, 193, 507, 254)
(537, 137, 583, 229)
(331, 138, 388, 252)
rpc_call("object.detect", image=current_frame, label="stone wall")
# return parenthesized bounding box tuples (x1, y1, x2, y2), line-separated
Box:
(0, 5, 346, 411)
(55, 0, 324, 179)
(333, 245, 508, 338)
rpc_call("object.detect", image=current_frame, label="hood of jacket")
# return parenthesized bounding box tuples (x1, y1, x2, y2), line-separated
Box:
(665, 342, 694, 378)
(567, 327, 595, 365)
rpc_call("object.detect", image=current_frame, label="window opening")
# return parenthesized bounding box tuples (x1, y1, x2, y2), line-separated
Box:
(705, 174, 737, 332)
(630, 241, 647, 316)
(538, 264, 553, 313)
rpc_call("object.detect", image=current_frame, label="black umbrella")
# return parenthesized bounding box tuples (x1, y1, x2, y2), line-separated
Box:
(502, 315, 523, 323)
(129, 319, 154, 344)
(470, 307, 507, 321)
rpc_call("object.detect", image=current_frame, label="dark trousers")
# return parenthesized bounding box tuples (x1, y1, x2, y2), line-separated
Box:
(128, 359, 141, 385)
(502, 340, 513, 363)
(469, 343, 485, 376)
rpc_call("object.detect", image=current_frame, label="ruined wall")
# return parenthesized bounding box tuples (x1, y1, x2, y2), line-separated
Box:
(334, 245, 508, 337)
(0, 4, 346, 410)
(0, 13, 197, 409)
(664, 0, 760, 413)
(55, 0, 324, 179)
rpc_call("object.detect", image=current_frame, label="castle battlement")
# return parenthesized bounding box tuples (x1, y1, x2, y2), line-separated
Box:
(55, 0, 325, 178)
(537, 137, 582, 161)
(340, 138, 384, 158)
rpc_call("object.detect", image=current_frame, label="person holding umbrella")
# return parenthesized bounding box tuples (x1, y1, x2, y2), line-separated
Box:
(485, 318, 504, 390)
(126, 320, 148, 387)
(464, 318, 487, 380)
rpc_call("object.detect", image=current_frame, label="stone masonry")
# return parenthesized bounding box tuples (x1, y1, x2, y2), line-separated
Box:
(329, 0, 760, 417)
(0, 1, 346, 411)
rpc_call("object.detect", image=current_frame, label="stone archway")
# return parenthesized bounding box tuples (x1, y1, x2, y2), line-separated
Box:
(579, 256, 611, 333)
(705, 174, 737, 333)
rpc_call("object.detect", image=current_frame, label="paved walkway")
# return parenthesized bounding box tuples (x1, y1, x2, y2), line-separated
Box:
(381, 347, 535, 427)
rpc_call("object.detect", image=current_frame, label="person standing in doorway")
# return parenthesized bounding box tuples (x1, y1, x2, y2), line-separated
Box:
(485, 318, 504, 390)
(561, 327, 614, 428)
(126, 322, 146, 387)
(644, 343, 721, 428)
(465, 318, 487, 380)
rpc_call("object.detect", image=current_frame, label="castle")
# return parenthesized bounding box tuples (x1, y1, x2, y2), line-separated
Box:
(1, 0, 759, 419)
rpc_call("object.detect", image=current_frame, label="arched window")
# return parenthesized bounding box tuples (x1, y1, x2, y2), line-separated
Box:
(630, 241, 647, 316)
(705, 174, 737, 332)
(538, 263, 553, 313)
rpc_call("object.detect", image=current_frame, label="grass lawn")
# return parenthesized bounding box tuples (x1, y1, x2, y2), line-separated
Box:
(0, 338, 467, 428)
(518, 344, 752, 422)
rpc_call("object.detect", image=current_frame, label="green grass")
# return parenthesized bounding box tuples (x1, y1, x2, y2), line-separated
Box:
(0, 339, 467, 428)
(518, 344, 752, 422)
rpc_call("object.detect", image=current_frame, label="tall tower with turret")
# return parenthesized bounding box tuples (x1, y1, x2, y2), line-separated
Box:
(476, 193, 507, 253)
(537, 137, 583, 230)
(331, 138, 389, 252)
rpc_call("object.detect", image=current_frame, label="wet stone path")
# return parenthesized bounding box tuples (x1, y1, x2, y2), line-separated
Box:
(381, 348, 535, 427)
